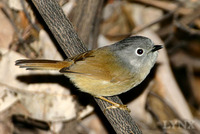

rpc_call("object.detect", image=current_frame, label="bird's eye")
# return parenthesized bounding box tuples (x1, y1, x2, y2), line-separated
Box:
(135, 48, 144, 56)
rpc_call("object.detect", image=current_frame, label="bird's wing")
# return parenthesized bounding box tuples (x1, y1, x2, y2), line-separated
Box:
(60, 48, 130, 83)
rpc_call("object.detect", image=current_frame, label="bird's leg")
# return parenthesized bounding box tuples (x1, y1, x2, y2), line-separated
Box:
(96, 96, 130, 112)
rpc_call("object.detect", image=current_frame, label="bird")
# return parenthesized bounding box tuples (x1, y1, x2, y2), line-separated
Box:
(15, 36, 162, 111)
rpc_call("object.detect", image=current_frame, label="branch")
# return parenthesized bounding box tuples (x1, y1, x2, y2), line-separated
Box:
(30, 0, 142, 133)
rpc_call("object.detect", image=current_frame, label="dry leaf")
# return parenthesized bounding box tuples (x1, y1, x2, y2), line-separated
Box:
(8, 0, 23, 11)
(0, 86, 19, 112)
(39, 30, 63, 60)
(19, 84, 76, 122)
(0, 10, 14, 49)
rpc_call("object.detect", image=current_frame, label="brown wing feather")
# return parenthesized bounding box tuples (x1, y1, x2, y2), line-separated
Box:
(69, 50, 95, 62)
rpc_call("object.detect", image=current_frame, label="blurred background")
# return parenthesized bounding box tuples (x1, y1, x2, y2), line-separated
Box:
(0, 0, 200, 133)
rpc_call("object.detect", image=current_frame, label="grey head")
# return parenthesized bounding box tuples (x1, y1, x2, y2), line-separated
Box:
(110, 36, 162, 73)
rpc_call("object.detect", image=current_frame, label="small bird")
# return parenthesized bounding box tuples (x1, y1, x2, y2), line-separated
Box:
(16, 36, 162, 111)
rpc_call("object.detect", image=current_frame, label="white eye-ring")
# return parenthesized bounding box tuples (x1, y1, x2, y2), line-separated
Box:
(135, 48, 144, 56)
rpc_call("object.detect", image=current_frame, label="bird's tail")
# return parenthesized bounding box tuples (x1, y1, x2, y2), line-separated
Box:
(15, 59, 73, 70)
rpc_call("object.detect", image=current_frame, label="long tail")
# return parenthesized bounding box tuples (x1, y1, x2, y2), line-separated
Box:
(15, 59, 73, 70)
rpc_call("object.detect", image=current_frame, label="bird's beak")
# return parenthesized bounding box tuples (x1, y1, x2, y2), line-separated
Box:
(151, 45, 163, 52)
